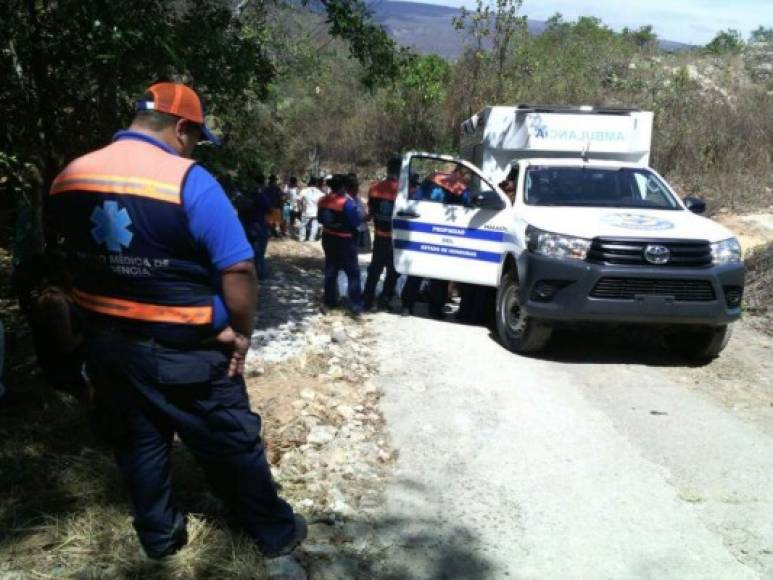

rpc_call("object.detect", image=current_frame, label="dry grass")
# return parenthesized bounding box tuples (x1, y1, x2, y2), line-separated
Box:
(0, 385, 272, 579)
(744, 241, 773, 335)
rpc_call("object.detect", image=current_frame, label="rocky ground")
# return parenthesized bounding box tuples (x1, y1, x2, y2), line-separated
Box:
(246, 240, 397, 578)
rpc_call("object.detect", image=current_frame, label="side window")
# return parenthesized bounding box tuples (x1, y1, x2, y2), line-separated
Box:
(408, 157, 473, 206)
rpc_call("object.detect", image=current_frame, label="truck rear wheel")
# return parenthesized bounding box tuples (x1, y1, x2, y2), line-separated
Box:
(496, 273, 552, 353)
(666, 324, 733, 361)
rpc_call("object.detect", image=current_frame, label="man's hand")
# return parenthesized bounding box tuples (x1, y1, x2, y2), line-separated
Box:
(215, 326, 251, 377)
(220, 259, 257, 377)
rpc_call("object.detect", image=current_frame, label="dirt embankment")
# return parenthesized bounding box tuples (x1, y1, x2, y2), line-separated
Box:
(714, 212, 773, 335)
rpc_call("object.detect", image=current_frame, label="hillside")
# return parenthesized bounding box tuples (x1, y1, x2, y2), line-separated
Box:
(367, 1, 690, 58)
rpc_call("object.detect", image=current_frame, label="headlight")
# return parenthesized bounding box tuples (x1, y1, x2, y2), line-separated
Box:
(710, 237, 742, 265)
(526, 226, 591, 260)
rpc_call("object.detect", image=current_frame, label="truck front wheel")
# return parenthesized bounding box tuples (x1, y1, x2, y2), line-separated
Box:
(496, 273, 552, 353)
(666, 324, 733, 361)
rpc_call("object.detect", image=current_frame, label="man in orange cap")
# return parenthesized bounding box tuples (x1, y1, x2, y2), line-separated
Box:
(48, 82, 306, 562)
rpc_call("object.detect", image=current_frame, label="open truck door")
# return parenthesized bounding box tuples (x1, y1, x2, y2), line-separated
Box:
(392, 152, 511, 286)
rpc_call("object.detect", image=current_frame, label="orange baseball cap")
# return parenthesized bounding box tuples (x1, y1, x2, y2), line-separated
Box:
(135, 82, 220, 145)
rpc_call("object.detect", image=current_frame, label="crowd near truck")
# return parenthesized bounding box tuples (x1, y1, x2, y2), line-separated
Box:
(392, 105, 745, 359)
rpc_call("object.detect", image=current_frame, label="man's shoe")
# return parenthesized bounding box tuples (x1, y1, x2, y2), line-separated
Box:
(141, 516, 188, 560)
(264, 514, 308, 559)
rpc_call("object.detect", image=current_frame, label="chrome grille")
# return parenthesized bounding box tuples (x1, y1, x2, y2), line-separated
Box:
(588, 238, 712, 267)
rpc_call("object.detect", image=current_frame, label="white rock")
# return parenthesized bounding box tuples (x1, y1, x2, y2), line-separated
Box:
(302, 543, 339, 558)
(265, 555, 306, 580)
(329, 488, 356, 517)
(307, 425, 337, 445)
(337, 405, 356, 419)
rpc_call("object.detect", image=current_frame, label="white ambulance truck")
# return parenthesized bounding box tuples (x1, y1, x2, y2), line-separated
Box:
(392, 105, 744, 359)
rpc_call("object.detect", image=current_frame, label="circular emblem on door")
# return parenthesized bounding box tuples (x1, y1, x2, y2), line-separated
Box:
(644, 244, 671, 264)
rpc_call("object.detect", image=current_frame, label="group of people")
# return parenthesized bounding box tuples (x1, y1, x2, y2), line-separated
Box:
(316, 158, 494, 324)
(236, 173, 365, 281)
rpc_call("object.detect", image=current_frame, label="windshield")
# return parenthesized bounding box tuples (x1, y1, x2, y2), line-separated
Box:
(524, 166, 680, 209)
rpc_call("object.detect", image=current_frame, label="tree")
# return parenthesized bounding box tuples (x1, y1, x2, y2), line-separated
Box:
(1, 0, 273, 248)
(387, 54, 452, 150)
(452, 0, 527, 107)
(705, 29, 744, 55)
(622, 25, 658, 49)
(312, 0, 409, 89)
(749, 26, 773, 44)
(0, 0, 406, 250)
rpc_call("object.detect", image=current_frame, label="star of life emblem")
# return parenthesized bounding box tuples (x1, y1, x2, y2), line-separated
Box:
(601, 213, 674, 231)
(90, 200, 134, 252)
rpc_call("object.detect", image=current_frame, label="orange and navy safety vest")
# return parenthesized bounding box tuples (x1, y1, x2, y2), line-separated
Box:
(317, 193, 356, 238)
(49, 138, 217, 345)
(368, 178, 398, 238)
(429, 171, 468, 197)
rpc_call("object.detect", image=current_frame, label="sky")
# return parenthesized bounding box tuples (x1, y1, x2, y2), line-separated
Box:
(414, 0, 772, 45)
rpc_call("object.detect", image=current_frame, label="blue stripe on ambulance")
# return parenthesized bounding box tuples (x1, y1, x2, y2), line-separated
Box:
(392, 219, 505, 242)
(394, 239, 501, 263)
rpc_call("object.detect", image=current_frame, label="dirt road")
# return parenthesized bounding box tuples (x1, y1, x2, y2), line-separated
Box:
(363, 305, 773, 579)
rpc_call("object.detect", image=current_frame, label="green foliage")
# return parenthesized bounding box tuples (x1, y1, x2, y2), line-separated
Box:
(386, 54, 452, 151)
(622, 25, 658, 48)
(749, 26, 773, 44)
(705, 29, 745, 55)
(0, 0, 274, 249)
(313, 0, 409, 89)
(0, 0, 407, 246)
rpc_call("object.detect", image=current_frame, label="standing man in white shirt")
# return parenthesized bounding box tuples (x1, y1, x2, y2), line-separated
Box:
(298, 177, 324, 241)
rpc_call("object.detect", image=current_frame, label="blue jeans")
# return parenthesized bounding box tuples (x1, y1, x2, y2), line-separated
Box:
(300, 217, 318, 241)
(84, 331, 297, 557)
(322, 235, 363, 312)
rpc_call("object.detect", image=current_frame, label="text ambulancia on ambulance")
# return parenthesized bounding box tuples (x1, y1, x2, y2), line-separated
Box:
(392, 105, 744, 360)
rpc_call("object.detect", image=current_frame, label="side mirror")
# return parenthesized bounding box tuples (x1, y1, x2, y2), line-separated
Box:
(683, 196, 706, 215)
(472, 190, 506, 210)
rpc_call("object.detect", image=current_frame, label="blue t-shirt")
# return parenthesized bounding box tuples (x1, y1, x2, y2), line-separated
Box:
(114, 131, 253, 329)
(343, 197, 362, 231)
(414, 182, 471, 205)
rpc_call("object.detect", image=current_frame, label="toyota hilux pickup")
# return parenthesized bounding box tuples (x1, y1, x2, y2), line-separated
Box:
(392, 105, 744, 359)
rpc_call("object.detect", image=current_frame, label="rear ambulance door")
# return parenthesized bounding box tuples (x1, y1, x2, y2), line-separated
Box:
(392, 152, 511, 287)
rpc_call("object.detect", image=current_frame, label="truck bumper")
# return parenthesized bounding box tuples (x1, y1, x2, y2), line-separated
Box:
(517, 253, 744, 326)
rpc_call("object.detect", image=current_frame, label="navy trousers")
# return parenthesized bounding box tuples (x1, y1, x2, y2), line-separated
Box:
(363, 235, 399, 307)
(85, 330, 296, 557)
(321, 235, 363, 312)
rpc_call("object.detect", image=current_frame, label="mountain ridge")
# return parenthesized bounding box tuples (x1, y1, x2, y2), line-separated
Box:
(365, 1, 690, 58)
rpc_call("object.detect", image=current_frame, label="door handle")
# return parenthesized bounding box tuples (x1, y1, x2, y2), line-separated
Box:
(396, 210, 420, 219)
